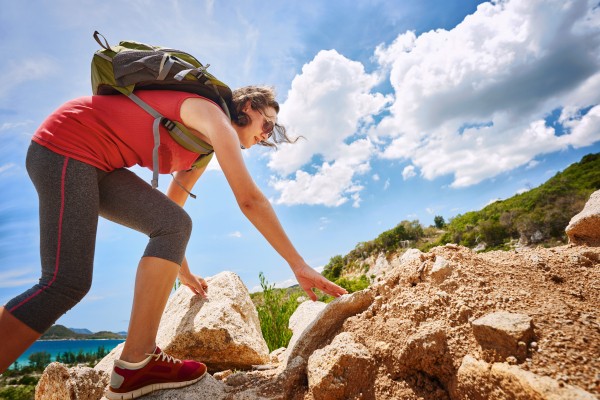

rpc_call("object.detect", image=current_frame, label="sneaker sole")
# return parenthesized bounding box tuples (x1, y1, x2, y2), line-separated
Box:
(105, 371, 207, 400)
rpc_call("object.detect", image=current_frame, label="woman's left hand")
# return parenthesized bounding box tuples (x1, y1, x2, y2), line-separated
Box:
(178, 270, 208, 298)
(293, 263, 348, 301)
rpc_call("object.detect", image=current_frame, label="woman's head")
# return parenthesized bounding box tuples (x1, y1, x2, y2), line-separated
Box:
(231, 86, 296, 149)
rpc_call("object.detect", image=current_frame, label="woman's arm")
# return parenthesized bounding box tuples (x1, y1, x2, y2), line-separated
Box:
(180, 98, 347, 300)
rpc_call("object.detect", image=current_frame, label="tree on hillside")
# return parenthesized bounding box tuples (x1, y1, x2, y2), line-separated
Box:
(434, 215, 446, 229)
(28, 351, 51, 370)
(322, 255, 344, 281)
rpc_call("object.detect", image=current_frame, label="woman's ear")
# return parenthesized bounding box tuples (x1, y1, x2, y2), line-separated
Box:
(242, 99, 252, 114)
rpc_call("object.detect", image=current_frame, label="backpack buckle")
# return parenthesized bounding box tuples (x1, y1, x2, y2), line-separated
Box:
(161, 118, 176, 131)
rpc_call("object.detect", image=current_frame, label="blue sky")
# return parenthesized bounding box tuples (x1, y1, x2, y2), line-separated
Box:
(1, 0, 599, 332)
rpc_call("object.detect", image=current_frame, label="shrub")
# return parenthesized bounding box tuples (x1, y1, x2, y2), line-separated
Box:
(255, 272, 301, 352)
(335, 275, 370, 293)
(0, 385, 35, 400)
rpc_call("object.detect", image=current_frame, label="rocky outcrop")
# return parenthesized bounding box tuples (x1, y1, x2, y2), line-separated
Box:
(96, 272, 268, 375)
(38, 242, 600, 400)
(471, 311, 535, 361)
(453, 355, 597, 400)
(153, 271, 269, 371)
(35, 363, 108, 400)
(430, 255, 453, 283)
(275, 290, 374, 398)
(307, 332, 373, 400)
(566, 189, 600, 246)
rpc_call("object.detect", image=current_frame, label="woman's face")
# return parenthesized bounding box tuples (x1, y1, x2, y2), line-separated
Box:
(238, 105, 277, 149)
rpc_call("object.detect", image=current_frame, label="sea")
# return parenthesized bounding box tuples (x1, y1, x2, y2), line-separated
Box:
(11, 339, 125, 369)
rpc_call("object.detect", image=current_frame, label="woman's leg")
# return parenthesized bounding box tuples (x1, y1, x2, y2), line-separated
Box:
(0, 307, 41, 373)
(123, 257, 180, 362)
(0, 143, 100, 372)
(98, 169, 192, 363)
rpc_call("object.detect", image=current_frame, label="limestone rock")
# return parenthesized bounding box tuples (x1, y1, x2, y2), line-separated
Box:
(566, 190, 600, 246)
(430, 255, 453, 283)
(286, 300, 327, 353)
(397, 320, 454, 386)
(155, 271, 269, 371)
(400, 248, 424, 264)
(36, 362, 109, 400)
(97, 272, 270, 374)
(368, 253, 392, 278)
(453, 355, 596, 399)
(471, 311, 534, 361)
(140, 374, 230, 400)
(277, 290, 374, 397)
(307, 332, 373, 400)
(289, 300, 327, 335)
(282, 289, 374, 371)
(269, 347, 286, 364)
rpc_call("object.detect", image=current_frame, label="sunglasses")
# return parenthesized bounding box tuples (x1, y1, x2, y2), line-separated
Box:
(258, 109, 275, 139)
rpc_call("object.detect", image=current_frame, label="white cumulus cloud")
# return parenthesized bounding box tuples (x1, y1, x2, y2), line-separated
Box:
(374, 0, 600, 187)
(268, 50, 390, 206)
(402, 165, 417, 180)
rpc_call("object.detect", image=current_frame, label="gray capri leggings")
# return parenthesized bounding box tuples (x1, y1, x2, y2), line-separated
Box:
(5, 142, 192, 333)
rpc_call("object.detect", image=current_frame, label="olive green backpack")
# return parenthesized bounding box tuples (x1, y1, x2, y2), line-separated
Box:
(91, 31, 232, 189)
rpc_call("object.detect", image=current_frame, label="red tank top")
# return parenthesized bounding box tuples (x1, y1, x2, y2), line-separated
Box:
(32, 91, 215, 173)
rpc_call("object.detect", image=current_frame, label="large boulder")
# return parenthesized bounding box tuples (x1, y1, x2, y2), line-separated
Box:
(307, 332, 373, 400)
(95, 271, 269, 374)
(140, 374, 231, 400)
(471, 311, 534, 361)
(155, 271, 269, 371)
(453, 355, 596, 399)
(566, 190, 600, 246)
(36, 362, 109, 400)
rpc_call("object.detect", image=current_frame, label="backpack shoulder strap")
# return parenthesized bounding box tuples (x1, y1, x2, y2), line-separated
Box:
(127, 93, 213, 188)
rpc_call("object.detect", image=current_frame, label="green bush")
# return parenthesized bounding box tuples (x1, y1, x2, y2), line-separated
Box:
(16, 376, 38, 386)
(255, 273, 301, 352)
(0, 385, 34, 400)
(335, 275, 370, 293)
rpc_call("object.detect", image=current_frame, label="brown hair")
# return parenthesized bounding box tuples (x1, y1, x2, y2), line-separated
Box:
(231, 85, 297, 147)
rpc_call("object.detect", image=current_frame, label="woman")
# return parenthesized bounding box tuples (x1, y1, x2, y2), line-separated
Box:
(0, 86, 347, 399)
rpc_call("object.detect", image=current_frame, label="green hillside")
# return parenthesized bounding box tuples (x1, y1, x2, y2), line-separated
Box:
(440, 153, 600, 249)
(322, 153, 600, 280)
(41, 325, 126, 340)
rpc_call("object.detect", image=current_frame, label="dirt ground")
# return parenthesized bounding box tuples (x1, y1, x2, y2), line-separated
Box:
(229, 244, 599, 399)
(328, 244, 599, 399)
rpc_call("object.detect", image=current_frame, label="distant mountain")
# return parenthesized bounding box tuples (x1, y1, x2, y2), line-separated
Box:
(41, 325, 126, 340)
(69, 327, 93, 335)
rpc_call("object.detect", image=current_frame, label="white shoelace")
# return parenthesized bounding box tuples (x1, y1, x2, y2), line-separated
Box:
(146, 351, 182, 364)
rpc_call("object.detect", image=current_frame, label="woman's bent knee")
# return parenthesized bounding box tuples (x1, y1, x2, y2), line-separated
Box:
(144, 208, 192, 265)
(5, 277, 92, 334)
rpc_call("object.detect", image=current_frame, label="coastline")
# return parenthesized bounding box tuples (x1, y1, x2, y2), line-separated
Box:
(36, 337, 126, 342)
(12, 338, 126, 368)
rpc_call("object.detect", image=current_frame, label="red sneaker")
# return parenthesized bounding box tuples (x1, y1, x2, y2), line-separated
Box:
(105, 346, 207, 399)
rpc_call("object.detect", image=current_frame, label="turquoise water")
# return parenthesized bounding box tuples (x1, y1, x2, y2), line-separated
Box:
(11, 339, 125, 369)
